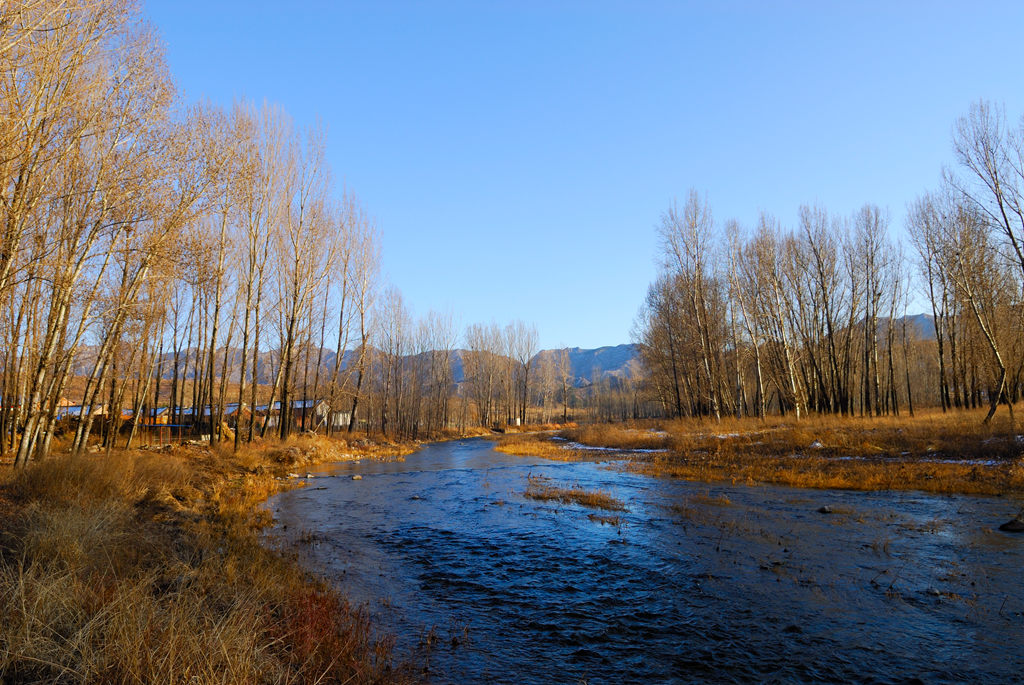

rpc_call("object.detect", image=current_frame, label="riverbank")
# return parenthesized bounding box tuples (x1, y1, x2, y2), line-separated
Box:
(496, 407, 1024, 496)
(0, 433, 423, 684)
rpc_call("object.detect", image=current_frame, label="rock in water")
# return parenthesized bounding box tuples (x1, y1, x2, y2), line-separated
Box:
(998, 517, 1024, 532)
(351, 474, 363, 481)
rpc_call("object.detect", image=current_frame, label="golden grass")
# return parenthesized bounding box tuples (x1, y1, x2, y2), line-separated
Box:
(434, 425, 495, 439)
(0, 435, 419, 684)
(494, 433, 592, 460)
(500, 407, 1024, 496)
(494, 423, 669, 460)
(561, 424, 670, 451)
(630, 452, 1024, 495)
(658, 407, 1024, 458)
(502, 421, 577, 434)
(491, 432, 602, 458)
(523, 475, 626, 511)
(689, 493, 732, 507)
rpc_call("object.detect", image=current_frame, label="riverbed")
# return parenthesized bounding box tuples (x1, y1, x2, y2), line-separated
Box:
(266, 437, 1024, 683)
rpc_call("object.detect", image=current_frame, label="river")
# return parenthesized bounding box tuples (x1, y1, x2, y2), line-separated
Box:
(266, 437, 1024, 683)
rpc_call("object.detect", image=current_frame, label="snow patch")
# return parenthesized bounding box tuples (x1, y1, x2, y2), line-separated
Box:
(792, 453, 1004, 468)
(560, 440, 668, 455)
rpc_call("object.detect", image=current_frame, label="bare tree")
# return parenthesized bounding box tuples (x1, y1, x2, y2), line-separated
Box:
(658, 190, 723, 420)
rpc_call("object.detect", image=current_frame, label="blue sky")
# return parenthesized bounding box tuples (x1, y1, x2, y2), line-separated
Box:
(145, 1, 1024, 350)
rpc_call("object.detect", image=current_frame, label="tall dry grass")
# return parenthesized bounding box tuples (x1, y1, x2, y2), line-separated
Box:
(561, 424, 671, 451)
(0, 440, 417, 684)
(523, 475, 626, 511)
(498, 407, 1024, 496)
(494, 433, 593, 460)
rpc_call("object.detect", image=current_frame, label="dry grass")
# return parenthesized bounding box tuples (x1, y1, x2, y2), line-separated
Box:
(656, 407, 1024, 459)
(502, 407, 1024, 496)
(689, 493, 733, 507)
(0, 435, 419, 684)
(561, 424, 670, 451)
(494, 423, 668, 460)
(434, 426, 495, 440)
(494, 433, 592, 460)
(633, 407, 1024, 495)
(523, 474, 626, 511)
(248, 432, 417, 470)
(631, 451, 1024, 495)
(501, 422, 577, 434)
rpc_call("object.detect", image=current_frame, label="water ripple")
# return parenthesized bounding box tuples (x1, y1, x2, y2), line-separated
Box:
(268, 437, 1024, 683)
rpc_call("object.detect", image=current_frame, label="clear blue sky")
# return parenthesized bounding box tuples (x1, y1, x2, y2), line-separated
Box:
(146, 1, 1024, 350)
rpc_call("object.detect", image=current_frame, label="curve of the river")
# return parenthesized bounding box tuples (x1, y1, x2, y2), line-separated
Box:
(266, 437, 1024, 684)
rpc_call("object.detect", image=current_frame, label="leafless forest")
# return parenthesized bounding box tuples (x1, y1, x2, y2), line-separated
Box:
(5, 1, 1024, 472)
(636, 101, 1024, 426)
(0, 1, 564, 467)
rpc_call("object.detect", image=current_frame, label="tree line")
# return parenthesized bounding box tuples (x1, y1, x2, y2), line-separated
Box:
(636, 101, 1024, 424)
(1, 1, 571, 467)
(0, 0, 381, 465)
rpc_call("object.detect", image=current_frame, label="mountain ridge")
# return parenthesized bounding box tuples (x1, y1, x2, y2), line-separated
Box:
(69, 313, 936, 389)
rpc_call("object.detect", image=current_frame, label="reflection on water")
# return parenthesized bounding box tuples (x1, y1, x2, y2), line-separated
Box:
(267, 438, 1024, 683)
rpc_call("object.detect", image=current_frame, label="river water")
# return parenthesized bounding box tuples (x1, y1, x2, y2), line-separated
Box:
(266, 437, 1024, 684)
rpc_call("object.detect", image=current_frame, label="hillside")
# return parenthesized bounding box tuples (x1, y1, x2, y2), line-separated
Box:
(531, 344, 643, 388)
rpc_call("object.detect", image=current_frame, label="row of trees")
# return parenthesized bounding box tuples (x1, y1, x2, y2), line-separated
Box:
(638, 196, 914, 420)
(1, 0, 217, 466)
(908, 102, 1024, 422)
(1, 0, 573, 466)
(0, 1, 365, 463)
(356, 300, 567, 437)
(636, 101, 1024, 424)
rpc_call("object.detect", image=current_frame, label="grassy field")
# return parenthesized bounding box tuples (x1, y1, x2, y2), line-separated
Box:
(0, 433, 419, 684)
(496, 407, 1024, 496)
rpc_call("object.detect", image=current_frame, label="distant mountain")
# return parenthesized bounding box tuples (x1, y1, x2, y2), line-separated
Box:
(426, 345, 642, 387)
(532, 344, 643, 388)
(895, 313, 936, 340)
(70, 343, 641, 388)
(72, 316, 934, 390)
(873, 313, 936, 342)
